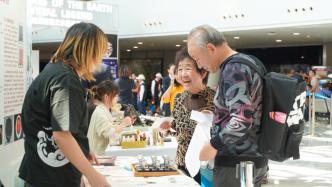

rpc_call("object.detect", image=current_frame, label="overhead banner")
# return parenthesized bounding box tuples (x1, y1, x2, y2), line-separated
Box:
(31, 0, 114, 28)
(31, 0, 118, 43)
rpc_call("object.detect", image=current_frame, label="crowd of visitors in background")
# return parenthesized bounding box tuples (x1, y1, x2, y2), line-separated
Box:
(85, 63, 187, 117)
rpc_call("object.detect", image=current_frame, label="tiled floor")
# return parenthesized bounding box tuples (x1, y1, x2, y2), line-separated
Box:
(264, 122, 332, 187)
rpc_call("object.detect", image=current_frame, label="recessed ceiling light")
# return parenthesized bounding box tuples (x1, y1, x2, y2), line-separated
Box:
(234, 36, 240, 40)
(301, 56, 304, 59)
(306, 35, 311, 38)
(275, 39, 282, 43)
(183, 40, 187, 43)
(126, 49, 131, 52)
(267, 32, 277, 36)
(175, 44, 181, 47)
(137, 42, 143, 45)
(293, 32, 300, 36)
(133, 46, 138, 49)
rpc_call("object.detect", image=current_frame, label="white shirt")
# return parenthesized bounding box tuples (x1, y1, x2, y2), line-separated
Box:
(151, 79, 156, 97)
(310, 76, 320, 92)
(139, 81, 145, 102)
(87, 103, 121, 155)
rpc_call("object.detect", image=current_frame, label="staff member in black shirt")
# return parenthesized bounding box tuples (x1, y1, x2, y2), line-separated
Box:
(19, 22, 111, 187)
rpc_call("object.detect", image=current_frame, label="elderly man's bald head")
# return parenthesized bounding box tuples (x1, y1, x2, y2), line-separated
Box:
(188, 25, 226, 48)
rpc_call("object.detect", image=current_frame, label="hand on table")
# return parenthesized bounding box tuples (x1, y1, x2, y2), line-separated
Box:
(87, 171, 112, 187)
(160, 121, 172, 130)
(89, 151, 99, 165)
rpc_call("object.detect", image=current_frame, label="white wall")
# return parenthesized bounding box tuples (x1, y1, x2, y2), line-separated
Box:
(0, 0, 29, 186)
(30, 0, 332, 42)
(31, 0, 332, 42)
(105, 0, 332, 38)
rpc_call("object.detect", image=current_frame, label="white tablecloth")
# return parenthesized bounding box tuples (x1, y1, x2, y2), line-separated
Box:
(104, 137, 178, 161)
(85, 157, 199, 187)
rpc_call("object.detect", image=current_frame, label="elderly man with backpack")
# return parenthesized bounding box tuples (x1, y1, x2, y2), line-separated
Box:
(187, 25, 268, 187)
(188, 25, 306, 187)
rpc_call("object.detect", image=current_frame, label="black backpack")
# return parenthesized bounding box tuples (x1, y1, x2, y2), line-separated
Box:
(223, 53, 307, 162)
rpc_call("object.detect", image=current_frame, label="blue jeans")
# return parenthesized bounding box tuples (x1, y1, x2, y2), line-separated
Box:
(137, 100, 146, 115)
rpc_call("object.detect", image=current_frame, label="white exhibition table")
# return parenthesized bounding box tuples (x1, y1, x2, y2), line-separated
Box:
(104, 137, 178, 161)
(83, 157, 199, 187)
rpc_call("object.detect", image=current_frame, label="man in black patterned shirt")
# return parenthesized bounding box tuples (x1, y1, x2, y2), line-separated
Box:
(188, 25, 267, 187)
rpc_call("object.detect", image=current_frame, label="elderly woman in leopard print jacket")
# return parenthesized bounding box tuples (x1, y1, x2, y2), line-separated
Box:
(160, 47, 215, 184)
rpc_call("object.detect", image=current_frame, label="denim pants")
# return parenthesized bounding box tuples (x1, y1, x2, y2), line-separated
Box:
(137, 100, 146, 115)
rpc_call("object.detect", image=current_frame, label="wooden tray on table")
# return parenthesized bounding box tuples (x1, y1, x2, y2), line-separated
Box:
(131, 164, 179, 177)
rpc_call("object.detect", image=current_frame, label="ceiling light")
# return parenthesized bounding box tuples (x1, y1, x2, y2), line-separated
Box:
(137, 42, 143, 45)
(301, 56, 304, 59)
(183, 40, 187, 43)
(234, 36, 240, 40)
(275, 39, 282, 43)
(175, 44, 181, 47)
(133, 46, 138, 49)
(306, 35, 311, 38)
(293, 32, 300, 36)
(126, 49, 131, 52)
(267, 32, 277, 36)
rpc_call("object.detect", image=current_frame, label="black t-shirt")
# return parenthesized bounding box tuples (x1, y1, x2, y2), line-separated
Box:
(19, 62, 89, 187)
(115, 77, 135, 105)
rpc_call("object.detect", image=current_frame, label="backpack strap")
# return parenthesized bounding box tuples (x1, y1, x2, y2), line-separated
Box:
(220, 53, 267, 78)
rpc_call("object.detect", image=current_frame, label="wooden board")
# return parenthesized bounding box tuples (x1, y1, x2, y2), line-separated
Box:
(131, 164, 180, 177)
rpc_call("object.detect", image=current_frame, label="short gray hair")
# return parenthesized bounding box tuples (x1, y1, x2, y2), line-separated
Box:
(188, 25, 226, 48)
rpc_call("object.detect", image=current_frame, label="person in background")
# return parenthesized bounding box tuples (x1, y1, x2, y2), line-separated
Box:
(137, 74, 147, 115)
(286, 68, 304, 82)
(304, 69, 321, 121)
(130, 73, 139, 110)
(162, 64, 175, 93)
(160, 47, 215, 184)
(162, 64, 175, 116)
(114, 66, 136, 106)
(300, 70, 310, 85)
(88, 80, 134, 155)
(81, 63, 114, 91)
(309, 69, 320, 93)
(105, 41, 113, 58)
(161, 65, 184, 112)
(187, 25, 267, 187)
(19, 22, 111, 187)
(81, 60, 114, 104)
(150, 73, 163, 113)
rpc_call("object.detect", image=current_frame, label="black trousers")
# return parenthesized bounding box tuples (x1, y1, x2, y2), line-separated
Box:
(213, 165, 268, 187)
(178, 165, 201, 185)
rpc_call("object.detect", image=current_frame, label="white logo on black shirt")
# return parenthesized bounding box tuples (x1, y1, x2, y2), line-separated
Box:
(287, 91, 306, 126)
(37, 130, 69, 167)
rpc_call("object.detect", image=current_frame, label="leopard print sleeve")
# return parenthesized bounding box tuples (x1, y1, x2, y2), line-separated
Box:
(171, 92, 183, 132)
(200, 87, 215, 112)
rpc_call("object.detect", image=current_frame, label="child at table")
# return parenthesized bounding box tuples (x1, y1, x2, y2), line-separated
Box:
(88, 80, 135, 155)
